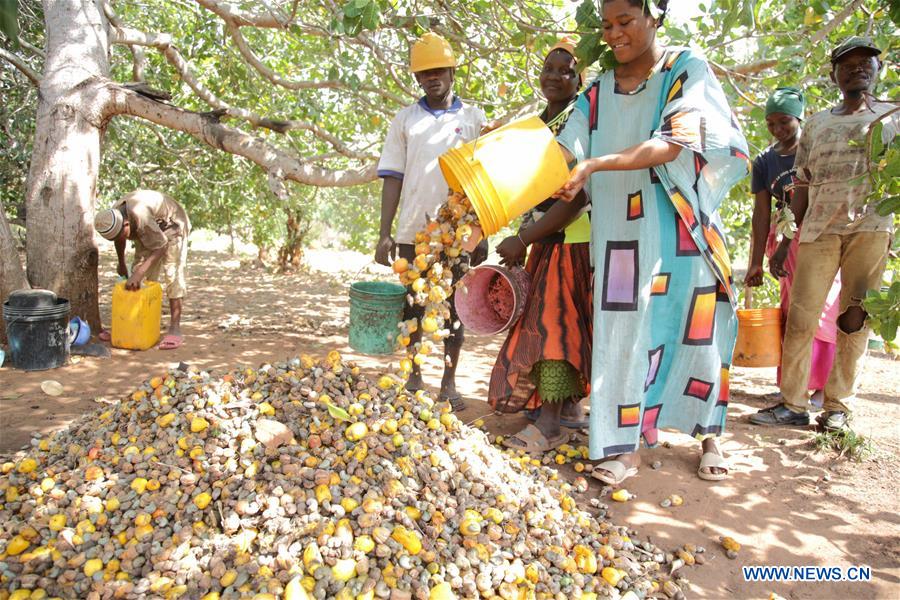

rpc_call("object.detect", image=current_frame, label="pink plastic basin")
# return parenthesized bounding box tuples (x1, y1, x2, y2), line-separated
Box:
(455, 265, 530, 335)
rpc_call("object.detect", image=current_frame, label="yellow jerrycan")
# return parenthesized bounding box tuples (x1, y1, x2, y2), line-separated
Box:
(111, 281, 162, 350)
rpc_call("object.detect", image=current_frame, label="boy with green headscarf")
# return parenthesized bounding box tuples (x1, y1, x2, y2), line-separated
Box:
(745, 87, 840, 410)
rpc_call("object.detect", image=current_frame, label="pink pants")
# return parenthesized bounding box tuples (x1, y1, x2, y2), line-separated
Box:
(766, 226, 840, 391)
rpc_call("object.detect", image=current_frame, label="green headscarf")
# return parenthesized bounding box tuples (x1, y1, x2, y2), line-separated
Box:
(765, 87, 805, 120)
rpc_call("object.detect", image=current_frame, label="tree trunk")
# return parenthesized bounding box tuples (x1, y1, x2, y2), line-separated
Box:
(23, 0, 111, 331)
(227, 211, 236, 256)
(278, 210, 305, 272)
(0, 203, 29, 345)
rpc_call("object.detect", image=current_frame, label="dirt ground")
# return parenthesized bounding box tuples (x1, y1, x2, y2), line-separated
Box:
(1, 241, 898, 599)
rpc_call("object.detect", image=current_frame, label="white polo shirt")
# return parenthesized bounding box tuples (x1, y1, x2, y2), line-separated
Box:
(378, 97, 485, 244)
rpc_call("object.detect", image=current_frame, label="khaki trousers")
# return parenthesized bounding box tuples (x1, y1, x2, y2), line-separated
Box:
(134, 235, 189, 300)
(781, 232, 890, 413)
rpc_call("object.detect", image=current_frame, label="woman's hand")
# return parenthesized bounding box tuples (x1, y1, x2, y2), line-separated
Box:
(769, 239, 791, 279)
(743, 264, 765, 287)
(496, 235, 527, 267)
(553, 160, 593, 202)
(480, 120, 502, 135)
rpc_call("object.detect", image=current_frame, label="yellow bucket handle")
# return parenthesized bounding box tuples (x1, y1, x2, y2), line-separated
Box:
(469, 129, 483, 162)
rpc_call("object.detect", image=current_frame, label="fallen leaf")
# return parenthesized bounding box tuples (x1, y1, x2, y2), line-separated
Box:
(325, 402, 352, 423)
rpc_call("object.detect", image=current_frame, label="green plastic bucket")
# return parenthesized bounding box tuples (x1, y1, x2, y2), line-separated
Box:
(348, 281, 407, 355)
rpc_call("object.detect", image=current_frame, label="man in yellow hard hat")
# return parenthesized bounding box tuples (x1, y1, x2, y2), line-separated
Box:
(375, 32, 486, 410)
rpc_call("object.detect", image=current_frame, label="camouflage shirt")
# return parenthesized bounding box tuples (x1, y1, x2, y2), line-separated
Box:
(795, 100, 897, 243)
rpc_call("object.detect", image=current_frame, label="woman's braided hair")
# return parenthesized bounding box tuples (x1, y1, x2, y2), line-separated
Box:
(601, 0, 669, 26)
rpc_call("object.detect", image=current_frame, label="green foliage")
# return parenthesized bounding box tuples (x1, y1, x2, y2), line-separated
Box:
(864, 280, 900, 343)
(0, 0, 41, 225)
(336, 0, 381, 34)
(860, 107, 900, 342)
(813, 427, 872, 462)
(0, 78, 33, 224)
(574, 1, 615, 71)
(867, 118, 900, 217)
(312, 184, 381, 253)
(97, 117, 290, 251)
(739, 271, 781, 309)
(0, 0, 18, 44)
(891, 0, 900, 26)
(89, 0, 564, 255)
(3, 0, 898, 271)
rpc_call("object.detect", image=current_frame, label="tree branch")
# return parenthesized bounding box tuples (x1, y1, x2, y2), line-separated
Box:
(810, 0, 866, 46)
(0, 47, 40, 86)
(353, 32, 419, 98)
(194, 0, 299, 28)
(107, 82, 377, 187)
(494, 0, 568, 36)
(103, 1, 147, 81)
(719, 66, 763, 109)
(710, 59, 778, 79)
(224, 22, 407, 105)
(16, 36, 45, 59)
(197, 0, 419, 100)
(109, 26, 373, 159)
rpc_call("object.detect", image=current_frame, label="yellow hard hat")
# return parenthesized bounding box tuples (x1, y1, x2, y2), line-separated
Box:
(410, 32, 456, 73)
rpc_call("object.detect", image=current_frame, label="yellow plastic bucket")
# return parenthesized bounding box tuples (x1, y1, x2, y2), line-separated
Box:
(439, 116, 570, 235)
(733, 308, 782, 368)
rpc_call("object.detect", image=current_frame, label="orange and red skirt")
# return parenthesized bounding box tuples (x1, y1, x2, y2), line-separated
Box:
(488, 241, 593, 412)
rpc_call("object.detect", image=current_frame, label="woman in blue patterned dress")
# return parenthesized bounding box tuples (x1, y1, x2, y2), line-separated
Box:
(555, 0, 748, 483)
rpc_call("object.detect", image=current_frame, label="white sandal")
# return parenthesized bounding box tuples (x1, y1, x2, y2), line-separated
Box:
(591, 459, 639, 485)
(697, 451, 729, 481)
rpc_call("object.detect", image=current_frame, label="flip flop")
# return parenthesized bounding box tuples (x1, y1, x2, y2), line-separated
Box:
(158, 334, 183, 350)
(524, 407, 589, 429)
(502, 424, 569, 455)
(697, 452, 729, 481)
(590, 459, 639, 485)
(98, 330, 111, 342)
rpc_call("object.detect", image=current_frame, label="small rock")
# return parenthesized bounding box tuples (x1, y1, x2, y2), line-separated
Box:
(254, 419, 293, 450)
